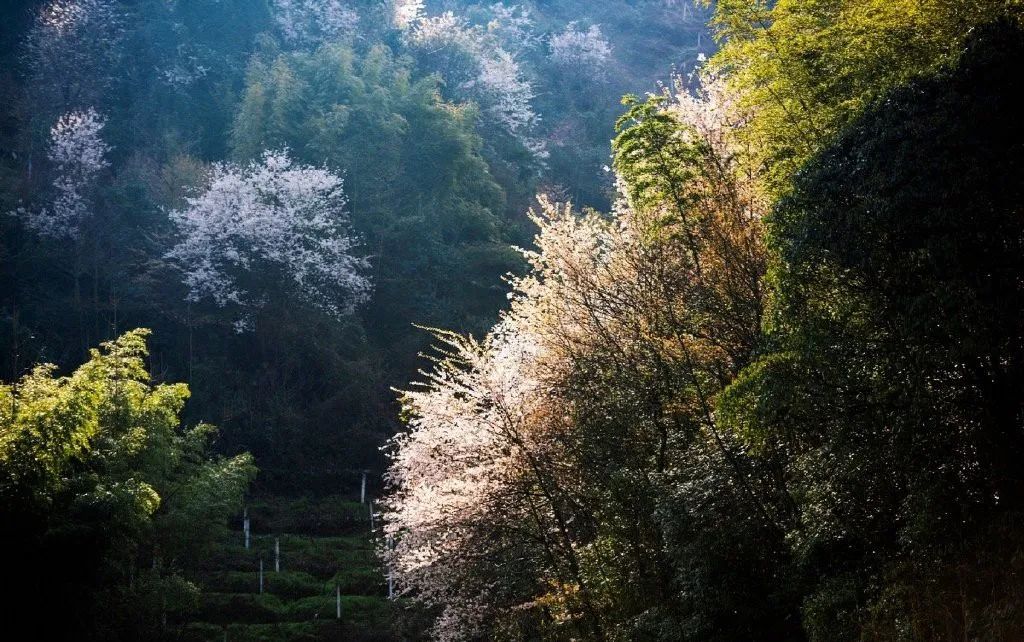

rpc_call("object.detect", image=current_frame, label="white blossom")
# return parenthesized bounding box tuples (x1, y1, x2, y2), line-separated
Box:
(407, 10, 546, 158)
(23, 0, 123, 112)
(393, 0, 425, 30)
(549, 23, 612, 78)
(384, 198, 620, 639)
(473, 49, 540, 138)
(166, 150, 372, 324)
(384, 74, 766, 630)
(385, 321, 549, 640)
(17, 109, 110, 239)
(669, 68, 752, 162)
(272, 0, 360, 46)
(405, 12, 478, 56)
(485, 4, 540, 54)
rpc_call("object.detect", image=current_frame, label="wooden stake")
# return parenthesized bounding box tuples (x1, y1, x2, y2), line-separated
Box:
(259, 558, 264, 594)
(275, 537, 280, 572)
(336, 585, 341, 620)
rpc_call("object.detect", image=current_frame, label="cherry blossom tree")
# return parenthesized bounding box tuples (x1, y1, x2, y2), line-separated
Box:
(166, 150, 371, 329)
(474, 49, 541, 139)
(384, 324, 546, 639)
(405, 9, 546, 158)
(384, 71, 770, 639)
(549, 23, 613, 79)
(384, 197, 638, 640)
(23, 0, 123, 114)
(669, 68, 750, 161)
(17, 109, 110, 239)
(485, 4, 541, 54)
(272, 0, 360, 46)
(392, 0, 425, 30)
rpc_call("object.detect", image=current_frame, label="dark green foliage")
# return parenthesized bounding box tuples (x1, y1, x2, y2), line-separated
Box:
(723, 21, 1024, 639)
(0, 330, 256, 642)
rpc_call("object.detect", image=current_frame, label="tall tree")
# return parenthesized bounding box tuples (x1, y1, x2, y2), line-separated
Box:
(1, 329, 255, 641)
(721, 21, 1024, 639)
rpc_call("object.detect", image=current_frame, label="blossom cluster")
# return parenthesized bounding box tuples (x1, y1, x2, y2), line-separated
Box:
(384, 73, 764, 638)
(18, 109, 110, 239)
(392, 0, 425, 30)
(404, 7, 546, 158)
(166, 150, 371, 327)
(272, 0, 359, 46)
(549, 23, 613, 78)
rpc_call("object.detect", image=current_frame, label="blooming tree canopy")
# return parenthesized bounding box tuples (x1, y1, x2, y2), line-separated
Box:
(486, 4, 541, 54)
(404, 8, 546, 158)
(166, 150, 372, 329)
(23, 0, 123, 113)
(393, 0, 425, 30)
(384, 70, 768, 639)
(18, 108, 110, 239)
(272, 0, 359, 46)
(474, 49, 540, 137)
(549, 23, 613, 78)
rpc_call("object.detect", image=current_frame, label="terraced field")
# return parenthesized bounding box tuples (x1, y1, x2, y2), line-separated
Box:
(177, 495, 409, 642)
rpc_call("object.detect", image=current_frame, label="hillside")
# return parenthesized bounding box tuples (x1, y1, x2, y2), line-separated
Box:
(3, 1, 1024, 641)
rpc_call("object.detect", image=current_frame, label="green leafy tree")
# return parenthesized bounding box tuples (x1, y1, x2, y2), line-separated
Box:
(720, 22, 1024, 640)
(709, 0, 1023, 195)
(0, 328, 255, 641)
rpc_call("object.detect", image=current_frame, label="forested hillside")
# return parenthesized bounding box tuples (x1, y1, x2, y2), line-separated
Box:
(0, 0, 710, 490)
(3, 0, 1024, 641)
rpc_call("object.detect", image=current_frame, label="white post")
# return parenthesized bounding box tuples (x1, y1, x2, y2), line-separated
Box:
(369, 500, 375, 531)
(259, 558, 264, 594)
(360, 471, 367, 504)
(336, 585, 341, 620)
(275, 538, 280, 573)
(386, 534, 394, 599)
(243, 508, 250, 550)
